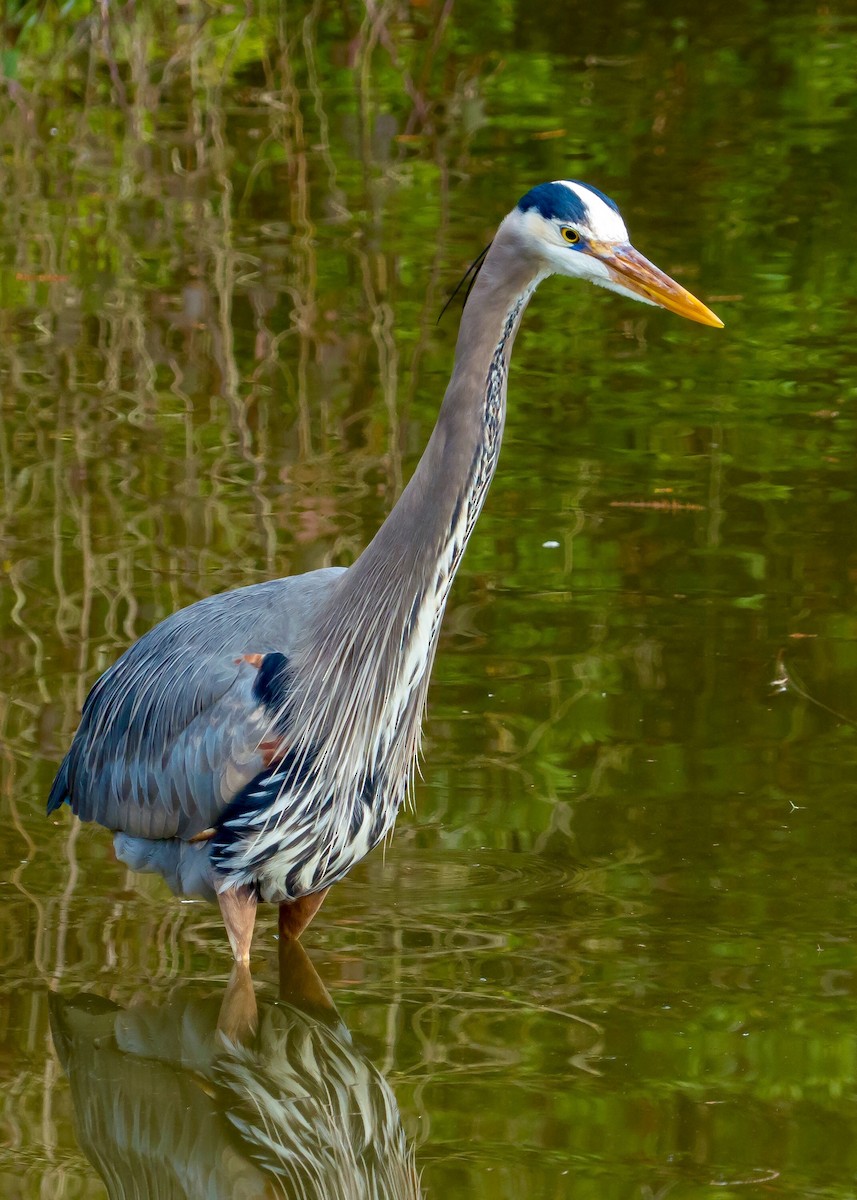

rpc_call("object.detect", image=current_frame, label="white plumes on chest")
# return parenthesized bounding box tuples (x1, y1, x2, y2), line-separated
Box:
(382, 499, 470, 745)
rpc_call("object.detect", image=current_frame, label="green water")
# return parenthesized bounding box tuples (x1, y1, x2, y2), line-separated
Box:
(3, 1, 857, 1196)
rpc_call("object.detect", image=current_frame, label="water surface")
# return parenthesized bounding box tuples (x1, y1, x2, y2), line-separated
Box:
(2, 2, 857, 1197)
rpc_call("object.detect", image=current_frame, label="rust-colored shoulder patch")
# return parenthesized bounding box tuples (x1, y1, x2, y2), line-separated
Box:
(235, 653, 265, 669)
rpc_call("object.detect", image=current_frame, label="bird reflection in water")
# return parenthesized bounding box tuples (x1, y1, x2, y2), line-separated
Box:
(49, 940, 420, 1200)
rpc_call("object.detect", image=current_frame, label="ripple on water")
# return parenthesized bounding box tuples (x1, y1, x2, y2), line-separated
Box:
(348, 847, 580, 910)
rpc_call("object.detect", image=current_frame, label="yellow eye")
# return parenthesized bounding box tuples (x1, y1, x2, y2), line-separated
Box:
(561, 227, 580, 245)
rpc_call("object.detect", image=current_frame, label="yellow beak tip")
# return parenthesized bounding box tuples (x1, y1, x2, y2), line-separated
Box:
(699, 309, 725, 330)
(600, 243, 725, 331)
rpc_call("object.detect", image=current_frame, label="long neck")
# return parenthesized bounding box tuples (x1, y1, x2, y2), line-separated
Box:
(292, 227, 546, 794)
(340, 229, 545, 606)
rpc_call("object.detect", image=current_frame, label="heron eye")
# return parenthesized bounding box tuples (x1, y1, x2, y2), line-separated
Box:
(561, 227, 581, 245)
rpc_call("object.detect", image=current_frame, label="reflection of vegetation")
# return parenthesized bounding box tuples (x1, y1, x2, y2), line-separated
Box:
(3, 2, 857, 1197)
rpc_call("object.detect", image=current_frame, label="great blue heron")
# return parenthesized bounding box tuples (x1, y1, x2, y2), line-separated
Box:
(48, 181, 722, 962)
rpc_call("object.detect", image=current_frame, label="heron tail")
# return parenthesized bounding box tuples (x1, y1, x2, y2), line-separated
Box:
(46, 754, 71, 815)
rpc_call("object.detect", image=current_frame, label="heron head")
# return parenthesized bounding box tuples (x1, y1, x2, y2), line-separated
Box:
(513, 180, 723, 328)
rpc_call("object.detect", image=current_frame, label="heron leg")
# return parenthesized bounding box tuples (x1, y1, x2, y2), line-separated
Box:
(278, 888, 330, 941)
(218, 884, 257, 964)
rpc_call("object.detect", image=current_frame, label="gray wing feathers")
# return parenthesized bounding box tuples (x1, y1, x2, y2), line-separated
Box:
(64, 648, 267, 838)
(51, 569, 345, 840)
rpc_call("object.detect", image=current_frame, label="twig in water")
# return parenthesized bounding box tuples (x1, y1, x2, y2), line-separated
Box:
(772, 650, 857, 728)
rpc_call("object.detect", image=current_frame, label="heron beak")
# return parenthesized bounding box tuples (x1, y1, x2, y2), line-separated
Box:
(590, 241, 724, 328)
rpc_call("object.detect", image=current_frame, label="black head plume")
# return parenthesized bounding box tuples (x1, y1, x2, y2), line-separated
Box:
(437, 242, 492, 324)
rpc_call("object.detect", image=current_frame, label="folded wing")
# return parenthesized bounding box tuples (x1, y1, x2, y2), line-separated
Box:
(47, 570, 345, 841)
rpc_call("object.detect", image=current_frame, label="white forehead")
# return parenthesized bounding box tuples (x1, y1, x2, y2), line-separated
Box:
(555, 180, 628, 242)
